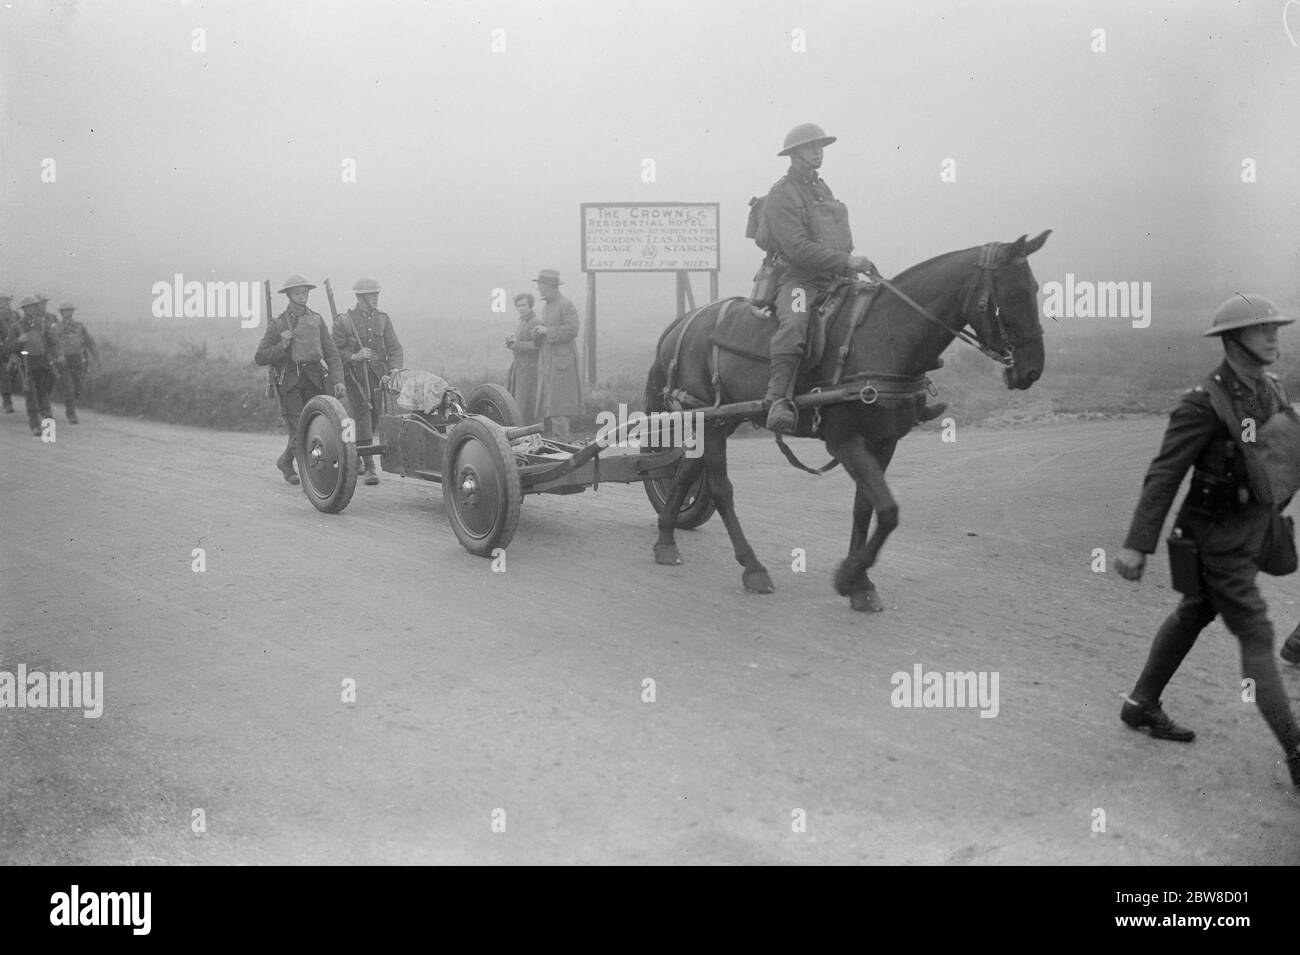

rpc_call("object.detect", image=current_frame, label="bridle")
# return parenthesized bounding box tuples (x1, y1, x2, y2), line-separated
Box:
(874, 242, 1042, 368)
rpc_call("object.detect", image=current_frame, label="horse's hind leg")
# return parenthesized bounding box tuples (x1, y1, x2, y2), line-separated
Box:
(828, 435, 898, 611)
(702, 425, 773, 593)
(653, 453, 706, 565)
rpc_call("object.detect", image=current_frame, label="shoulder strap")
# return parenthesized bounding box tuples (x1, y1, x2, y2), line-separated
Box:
(1202, 373, 1274, 506)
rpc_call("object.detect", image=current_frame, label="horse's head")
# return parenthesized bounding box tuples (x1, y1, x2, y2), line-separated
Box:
(969, 230, 1051, 390)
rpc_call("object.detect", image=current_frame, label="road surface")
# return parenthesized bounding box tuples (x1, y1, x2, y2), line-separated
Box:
(2, 409, 1298, 864)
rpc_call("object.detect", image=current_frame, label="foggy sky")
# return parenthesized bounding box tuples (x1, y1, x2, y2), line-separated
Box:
(1, 0, 1297, 339)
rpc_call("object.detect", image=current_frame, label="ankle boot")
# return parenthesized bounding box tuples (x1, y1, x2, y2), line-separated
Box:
(764, 354, 800, 434)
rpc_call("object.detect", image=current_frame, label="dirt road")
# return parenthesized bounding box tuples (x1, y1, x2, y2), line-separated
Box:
(2, 409, 1298, 864)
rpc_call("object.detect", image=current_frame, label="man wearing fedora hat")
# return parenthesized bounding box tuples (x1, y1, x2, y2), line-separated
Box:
(531, 269, 583, 443)
(255, 275, 346, 485)
(1114, 292, 1300, 789)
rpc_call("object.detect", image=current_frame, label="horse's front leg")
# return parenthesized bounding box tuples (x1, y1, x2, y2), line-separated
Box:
(653, 452, 705, 566)
(827, 434, 898, 611)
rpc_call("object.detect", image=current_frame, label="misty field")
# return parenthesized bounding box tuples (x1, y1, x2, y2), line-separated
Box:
(70, 312, 1300, 435)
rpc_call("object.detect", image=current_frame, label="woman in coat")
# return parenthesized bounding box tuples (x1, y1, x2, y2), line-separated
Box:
(505, 292, 542, 424)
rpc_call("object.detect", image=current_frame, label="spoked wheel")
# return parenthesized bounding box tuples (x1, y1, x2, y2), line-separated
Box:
(442, 416, 522, 556)
(643, 454, 716, 530)
(296, 395, 359, 513)
(465, 382, 524, 429)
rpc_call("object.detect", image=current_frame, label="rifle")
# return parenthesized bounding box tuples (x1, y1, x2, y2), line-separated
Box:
(324, 278, 371, 411)
(263, 279, 280, 400)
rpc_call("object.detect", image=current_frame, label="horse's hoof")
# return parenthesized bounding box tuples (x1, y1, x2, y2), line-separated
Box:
(743, 569, 775, 594)
(833, 560, 862, 597)
(654, 543, 683, 566)
(849, 587, 885, 613)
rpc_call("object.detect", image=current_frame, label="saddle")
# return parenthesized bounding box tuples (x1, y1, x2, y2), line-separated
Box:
(708, 280, 869, 373)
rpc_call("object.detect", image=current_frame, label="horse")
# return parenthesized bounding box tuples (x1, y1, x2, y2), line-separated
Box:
(643, 230, 1051, 610)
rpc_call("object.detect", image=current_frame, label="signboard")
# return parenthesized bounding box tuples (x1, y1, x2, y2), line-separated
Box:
(581, 202, 720, 272)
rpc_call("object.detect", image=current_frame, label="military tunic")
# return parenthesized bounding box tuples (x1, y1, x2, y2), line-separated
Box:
(331, 305, 403, 443)
(764, 168, 856, 356)
(254, 305, 344, 437)
(54, 317, 98, 411)
(1123, 359, 1300, 755)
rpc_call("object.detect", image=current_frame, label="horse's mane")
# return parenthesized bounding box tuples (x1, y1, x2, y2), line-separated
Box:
(889, 246, 979, 285)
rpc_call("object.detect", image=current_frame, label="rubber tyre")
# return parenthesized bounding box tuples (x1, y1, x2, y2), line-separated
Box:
(442, 416, 523, 556)
(297, 395, 359, 514)
(465, 382, 525, 429)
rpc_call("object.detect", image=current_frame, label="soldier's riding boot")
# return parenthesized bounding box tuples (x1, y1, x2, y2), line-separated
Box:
(1281, 622, 1300, 665)
(276, 436, 300, 486)
(363, 458, 379, 486)
(66, 399, 78, 424)
(1, 393, 12, 413)
(1288, 746, 1300, 789)
(764, 354, 801, 434)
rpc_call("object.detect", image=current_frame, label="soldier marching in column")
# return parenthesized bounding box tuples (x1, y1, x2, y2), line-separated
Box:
(330, 277, 403, 486)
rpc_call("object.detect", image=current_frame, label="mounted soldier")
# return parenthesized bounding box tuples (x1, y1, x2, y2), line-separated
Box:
(1115, 293, 1300, 790)
(331, 277, 403, 486)
(255, 275, 346, 485)
(758, 124, 945, 432)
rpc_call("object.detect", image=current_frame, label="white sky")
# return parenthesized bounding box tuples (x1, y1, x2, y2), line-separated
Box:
(1, 0, 1297, 334)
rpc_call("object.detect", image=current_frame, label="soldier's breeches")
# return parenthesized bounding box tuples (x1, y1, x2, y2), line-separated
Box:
(772, 280, 821, 357)
(61, 359, 84, 403)
(1134, 554, 1300, 753)
(24, 366, 55, 427)
(278, 379, 325, 436)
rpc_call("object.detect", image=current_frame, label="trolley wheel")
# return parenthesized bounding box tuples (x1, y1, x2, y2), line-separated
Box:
(442, 416, 522, 556)
(643, 456, 716, 530)
(465, 382, 524, 428)
(297, 395, 359, 514)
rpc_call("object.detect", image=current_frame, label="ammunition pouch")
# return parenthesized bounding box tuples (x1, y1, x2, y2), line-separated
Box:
(750, 252, 785, 310)
(1184, 468, 1249, 517)
(1166, 527, 1202, 596)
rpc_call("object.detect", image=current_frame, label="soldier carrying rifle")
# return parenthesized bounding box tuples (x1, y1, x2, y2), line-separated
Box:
(255, 275, 345, 485)
(327, 277, 403, 486)
(3, 295, 61, 436)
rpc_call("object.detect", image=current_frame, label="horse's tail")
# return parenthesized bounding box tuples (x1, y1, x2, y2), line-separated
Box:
(643, 359, 669, 415)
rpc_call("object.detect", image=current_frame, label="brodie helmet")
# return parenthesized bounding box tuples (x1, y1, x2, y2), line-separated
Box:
(278, 275, 316, 294)
(778, 123, 837, 157)
(352, 277, 381, 294)
(1203, 293, 1294, 337)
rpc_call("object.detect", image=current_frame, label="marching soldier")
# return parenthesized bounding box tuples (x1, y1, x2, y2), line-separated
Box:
(54, 301, 98, 424)
(331, 277, 403, 486)
(759, 124, 946, 432)
(531, 269, 583, 443)
(3, 295, 62, 436)
(255, 275, 346, 485)
(1114, 293, 1300, 790)
(0, 293, 18, 413)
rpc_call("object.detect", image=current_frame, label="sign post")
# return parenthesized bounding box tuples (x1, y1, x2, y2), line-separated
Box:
(580, 202, 720, 385)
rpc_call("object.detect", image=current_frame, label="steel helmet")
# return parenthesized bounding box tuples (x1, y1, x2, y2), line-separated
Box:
(278, 274, 316, 293)
(1203, 293, 1294, 337)
(35, 292, 49, 302)
(18, 295, 40, 309)
(352, 277, 381, 294)
(58, 301, 75, 312)
(778, 123, 837, 157)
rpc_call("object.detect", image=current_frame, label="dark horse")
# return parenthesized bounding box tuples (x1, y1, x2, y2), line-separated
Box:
(644, 231, 1051, 610)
